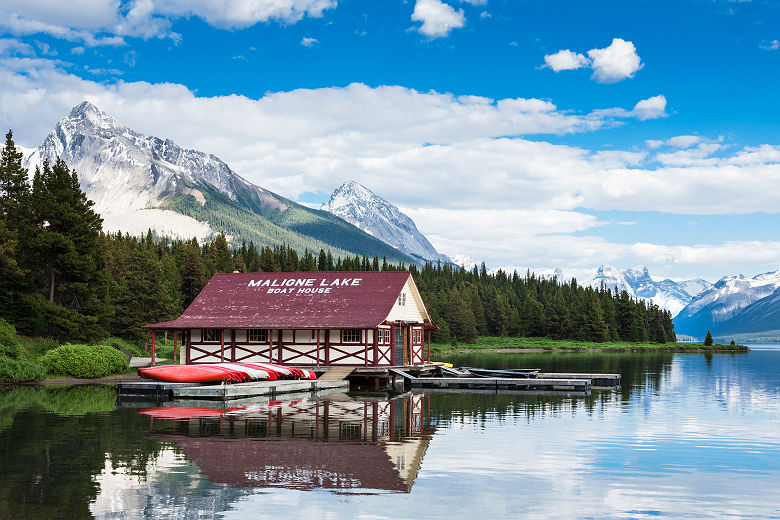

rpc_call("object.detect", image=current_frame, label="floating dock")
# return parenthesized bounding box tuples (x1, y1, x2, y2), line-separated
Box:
(117, 364, 620, 402)
(117, 379, 349, 403)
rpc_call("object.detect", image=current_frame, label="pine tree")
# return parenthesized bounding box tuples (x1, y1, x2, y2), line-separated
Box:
(0, 130, 30, 231)
(704, 330, 713, 346)
(181, 239, 205, 307)
(22, 159, 108, 339)
(213, 232, 235, 273)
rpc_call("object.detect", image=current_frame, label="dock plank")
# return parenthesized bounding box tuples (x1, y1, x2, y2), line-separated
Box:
(173, 379, 349, 401)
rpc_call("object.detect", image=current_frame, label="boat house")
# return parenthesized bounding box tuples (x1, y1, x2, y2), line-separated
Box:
(144, 271, 436, 367)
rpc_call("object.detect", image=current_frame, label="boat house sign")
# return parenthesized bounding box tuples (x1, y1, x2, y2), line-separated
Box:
(248, 277, 363, 294)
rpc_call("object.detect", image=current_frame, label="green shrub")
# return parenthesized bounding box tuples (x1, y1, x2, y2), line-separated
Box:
(0, 319, 19, 358)
(0, 356, 47, 382)
(100, 337, 146, 357)
(41, 344, 128, 379)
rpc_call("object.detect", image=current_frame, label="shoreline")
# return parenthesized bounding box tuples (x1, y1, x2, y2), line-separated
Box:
(435, 347, 750, 354)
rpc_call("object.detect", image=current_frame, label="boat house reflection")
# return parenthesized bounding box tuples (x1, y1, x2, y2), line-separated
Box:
(141, 394, 435, 493)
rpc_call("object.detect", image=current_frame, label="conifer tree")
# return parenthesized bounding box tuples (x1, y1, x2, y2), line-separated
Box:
(23, 159, 108, 338)
(213, 232, 234, 273)
(181, 239, 205, 307)
(704, 330, 713, 346)
(0, 130, 30, 231)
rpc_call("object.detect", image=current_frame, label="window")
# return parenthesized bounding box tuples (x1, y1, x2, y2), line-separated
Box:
(413, 329, 422, 344)
(248, 329, 268, 343)
(397, 293, 406, 306)
(342, 329, 362, 343)
(377, 329, 390, 345)
(202, 328, 220, 342)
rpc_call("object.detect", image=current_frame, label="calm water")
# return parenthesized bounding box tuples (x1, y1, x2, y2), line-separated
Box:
(1, 348, 779, 519)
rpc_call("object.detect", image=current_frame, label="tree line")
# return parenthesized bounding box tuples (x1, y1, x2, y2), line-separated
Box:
(0, 131, 675, 344)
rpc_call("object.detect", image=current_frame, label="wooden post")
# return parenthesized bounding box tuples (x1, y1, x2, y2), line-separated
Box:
(151, 330, 156, 366)
(390, 324, 396, 366)
(316, 329, 321, 365)
(427, 329, 431, 363)
(173, 330, 178, 365)
(186, 329, 191, 364)
(373, 327, 379, 367)
(278, 331, 283, 364)
(220, 329, 224, 362)
(325, 330, 330, 365)
(231, 329, 236, 362)
(363, 329, 368, 367)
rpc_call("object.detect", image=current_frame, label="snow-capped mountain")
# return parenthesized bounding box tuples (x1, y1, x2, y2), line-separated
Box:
(451, 253, 481, 270)
(321, 180, 449, 263)
(22, 102, 416, 263)
(584, 265, 712, 316)
(24, 101, 274, 238)
(673, 269, 780, 336)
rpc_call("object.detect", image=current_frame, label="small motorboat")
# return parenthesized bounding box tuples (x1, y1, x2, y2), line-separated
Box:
(138, 362, 316, 383)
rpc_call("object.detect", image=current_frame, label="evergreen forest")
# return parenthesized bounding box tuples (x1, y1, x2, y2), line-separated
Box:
(0, 131, 675, 345)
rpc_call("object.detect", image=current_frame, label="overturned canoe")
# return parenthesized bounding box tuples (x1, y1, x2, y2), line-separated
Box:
(138, 362, 316, 383)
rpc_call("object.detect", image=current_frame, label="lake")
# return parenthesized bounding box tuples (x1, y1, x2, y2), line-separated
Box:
(1, 347, 779, 519)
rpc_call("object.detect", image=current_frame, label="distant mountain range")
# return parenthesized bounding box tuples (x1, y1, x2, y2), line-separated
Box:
(23, 101, 415, 264)
(321, 180, 449, 264)
(583, 265, 712, 317)
(673, 270, 780, 340)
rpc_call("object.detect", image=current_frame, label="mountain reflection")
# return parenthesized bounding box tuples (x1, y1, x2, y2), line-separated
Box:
(138, 394, 435, 494)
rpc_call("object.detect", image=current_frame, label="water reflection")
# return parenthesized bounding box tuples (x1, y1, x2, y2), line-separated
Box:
(137, 394, 435, 494)
(1, 350, 779, 519)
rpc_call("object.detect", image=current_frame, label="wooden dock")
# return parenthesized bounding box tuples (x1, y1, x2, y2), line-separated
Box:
(408, 376, 591, 392)
(117, 379, 349, 402)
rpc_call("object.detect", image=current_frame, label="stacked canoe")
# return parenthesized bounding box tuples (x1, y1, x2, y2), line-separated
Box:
(138, 362, 317, 383)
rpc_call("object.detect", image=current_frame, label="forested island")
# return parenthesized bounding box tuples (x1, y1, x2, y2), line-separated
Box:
(0, 131, 741, 382)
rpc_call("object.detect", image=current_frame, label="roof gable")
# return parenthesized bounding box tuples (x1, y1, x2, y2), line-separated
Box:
(147, 271, 416, 329)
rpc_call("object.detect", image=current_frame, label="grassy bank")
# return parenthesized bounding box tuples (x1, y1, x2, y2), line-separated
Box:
(431, 336, 750, 354)
(0, 319, 148, 383)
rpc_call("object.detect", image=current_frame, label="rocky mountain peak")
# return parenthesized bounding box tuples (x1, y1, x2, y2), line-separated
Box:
(322, 180, 449, 264)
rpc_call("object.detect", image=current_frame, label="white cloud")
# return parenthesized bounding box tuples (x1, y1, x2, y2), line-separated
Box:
(4, 56, 780, 276)
(759, 39, 779, 51)
(0, 0, 336, 44)
(411, 0, 465, 38)
(587, 38, 643, 83)
(632, 95, 666, 121)
(666, 135, 702, 148)
(0, 38, 35, 56)
(301, 36, 319, 47)
(70, 46, 85, 55)
(152, 0, 337, 29)
(543, 38, 643, 83)
(543, 49, 589, 71)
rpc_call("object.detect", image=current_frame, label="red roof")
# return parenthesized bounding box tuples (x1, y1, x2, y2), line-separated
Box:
(145, 271, 415, 329)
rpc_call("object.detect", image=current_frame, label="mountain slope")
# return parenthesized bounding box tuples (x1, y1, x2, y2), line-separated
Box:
(673, 270, 780, 336)
(716, 286, 780, 336)
(321, 181, 449, 264)
(24, 102, 415, 263)
(584, 265, 711, 316)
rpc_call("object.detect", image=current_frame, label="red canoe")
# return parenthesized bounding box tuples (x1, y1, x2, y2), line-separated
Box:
(137, 362, 317, 383)
(138, 406, 246, 419)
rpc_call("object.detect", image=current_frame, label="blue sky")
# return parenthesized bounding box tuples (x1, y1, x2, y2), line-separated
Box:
(1, 0, 780, 280)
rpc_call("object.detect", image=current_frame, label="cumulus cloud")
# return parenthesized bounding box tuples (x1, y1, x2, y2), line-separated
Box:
(411, 0, 465, 38)
(759, 39, 779, 51)
(542, 49, 590, 71)
(587, 38, 643, 83)
(301, 36, 318, 47)
(543, 38, 643, 83)
(0, 38, 35, 56)
(632, 95, 667, 120)
(4, 56, 780, 275)
(0, 0, 336, 44)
